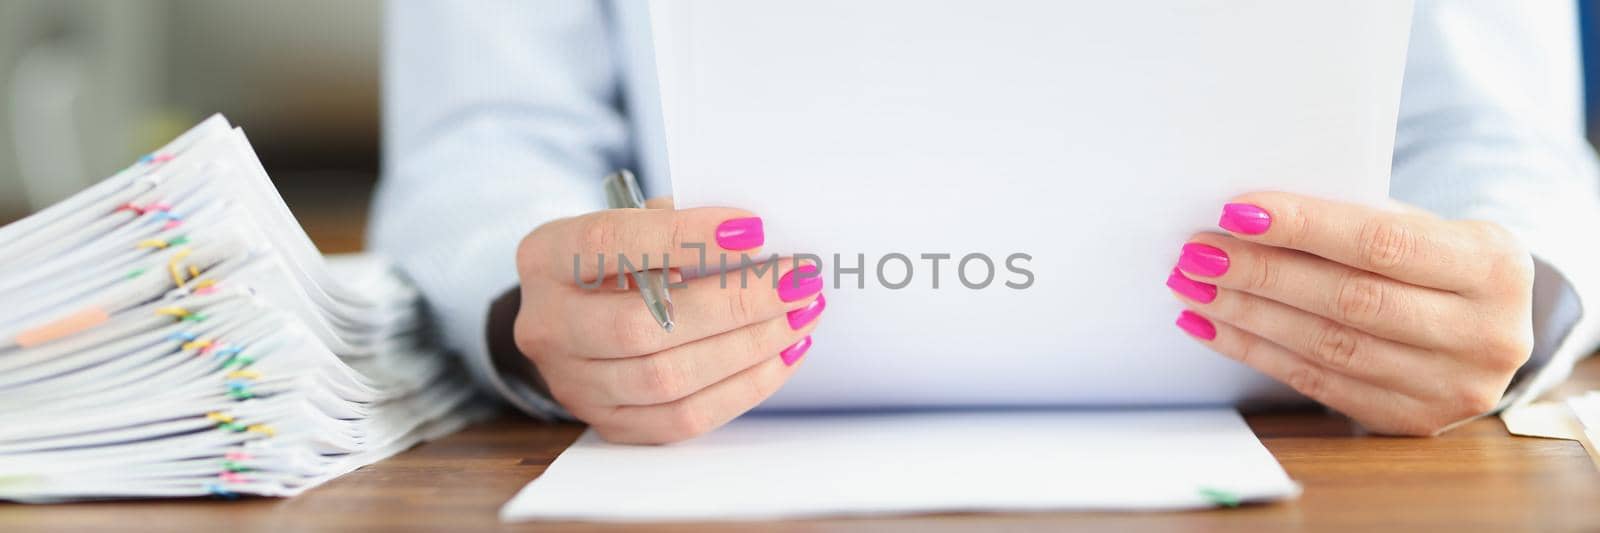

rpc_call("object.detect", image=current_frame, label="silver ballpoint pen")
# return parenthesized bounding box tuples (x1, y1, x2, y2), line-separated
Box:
(603, 170, 675, 332)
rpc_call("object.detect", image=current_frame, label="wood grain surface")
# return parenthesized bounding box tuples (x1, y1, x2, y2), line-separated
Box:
(3, 357, 1596, 532)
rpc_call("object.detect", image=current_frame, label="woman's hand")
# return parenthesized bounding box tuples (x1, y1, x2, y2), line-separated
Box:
(512, 198, 824, 444)
(1167, 192, 1535, 436)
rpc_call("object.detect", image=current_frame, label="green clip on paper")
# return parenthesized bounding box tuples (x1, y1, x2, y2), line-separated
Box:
(1198, 487, 1241, 508)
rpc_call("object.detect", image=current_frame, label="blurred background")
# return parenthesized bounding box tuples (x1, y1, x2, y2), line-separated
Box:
(0, 0, 379, 251)
(3, 1, 1600, 253)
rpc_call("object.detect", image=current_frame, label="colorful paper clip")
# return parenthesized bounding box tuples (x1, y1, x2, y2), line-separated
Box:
(140, 153, 175, 166)
(191, 279, 220, 296)
(206, 411, 247, 433)
(206, 412, 276, 437)
(168, 248, 201, 288)
(211, 345, 243, 361)
(226, 372, 257, 400)
(1198, 487, 1241, 508)
(156, 306, 207, 323)
(204, 482, 238, 500)
(136, 235, 190, 250)
(223, 353, 256, 370)
(151, 210, 184, 230)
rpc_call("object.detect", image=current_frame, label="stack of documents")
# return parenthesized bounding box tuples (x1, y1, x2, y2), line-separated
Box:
(0, 115, 488, 502)
(1503, 392, 1600, 471)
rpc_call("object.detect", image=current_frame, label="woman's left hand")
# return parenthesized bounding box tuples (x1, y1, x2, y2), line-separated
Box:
(1167, 192, 1535, 436)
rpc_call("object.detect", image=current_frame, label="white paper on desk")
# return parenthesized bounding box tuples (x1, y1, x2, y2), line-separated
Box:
(501, 409, 1298, 521)
(652, 1, 1414, 409)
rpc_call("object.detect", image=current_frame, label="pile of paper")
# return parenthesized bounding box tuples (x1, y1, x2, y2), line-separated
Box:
(1563, 392, 1600, 467)
(1501, 393, 1600, 471)
(1575, 393, 1600, 438)
(0, 115, 489, 502)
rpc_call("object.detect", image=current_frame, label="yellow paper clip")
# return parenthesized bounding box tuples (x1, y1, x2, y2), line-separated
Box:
(168, 248, 196, 288)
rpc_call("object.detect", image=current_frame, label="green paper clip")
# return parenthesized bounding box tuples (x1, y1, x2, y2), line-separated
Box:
(1199, 487, 1241, 508)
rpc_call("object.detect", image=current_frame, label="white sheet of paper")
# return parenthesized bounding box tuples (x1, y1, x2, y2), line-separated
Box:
(655, 1, 1414, 409)
(501, 409, 1298, 521)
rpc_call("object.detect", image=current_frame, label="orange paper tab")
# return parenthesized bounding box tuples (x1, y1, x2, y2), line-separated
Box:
(15, 307, 110, 348)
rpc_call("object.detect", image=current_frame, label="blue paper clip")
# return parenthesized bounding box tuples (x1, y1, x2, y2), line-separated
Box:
(204, 482, 238, 500)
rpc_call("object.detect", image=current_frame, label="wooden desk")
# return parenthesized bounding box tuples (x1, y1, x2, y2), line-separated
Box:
(5, 358, 1597, 532)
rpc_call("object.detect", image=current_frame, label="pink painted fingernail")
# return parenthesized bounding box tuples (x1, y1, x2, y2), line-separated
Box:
(716, 217, 764, 250)
(1176, 310, 1216, 341)
(787, 293, 826, 329)
(1219, 203, 1271, 235)
(1166, 268, 1217, 303)
(1178, 243, 1229, 277)
(777, 264, 823, 302)
(780, 336, 812, 366)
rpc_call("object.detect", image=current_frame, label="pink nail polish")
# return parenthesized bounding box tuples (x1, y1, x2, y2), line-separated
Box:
(777, 264, 823, 302)
(787, 293, 826, 329)
(1166, 268, 1217, 303)
(1176, 310, 1216, 341)
(716, 217, 764, 250)
(1219, 203, 1271, 235)
(780, 336, 812, 366)
(1178, 243, 1229, 277)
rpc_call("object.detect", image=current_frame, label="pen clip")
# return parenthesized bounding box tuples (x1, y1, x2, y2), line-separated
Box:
(603, 170, 647, 210)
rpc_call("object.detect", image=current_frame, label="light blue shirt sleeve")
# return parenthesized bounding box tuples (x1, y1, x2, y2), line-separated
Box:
(371, 0, 630, 419)
(1391, 0, 1600, 406)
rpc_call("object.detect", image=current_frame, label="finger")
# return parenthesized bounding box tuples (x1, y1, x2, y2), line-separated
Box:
(609, 268, 684, 292)
(1382, 198, 1435, 218)
(1216, 192, 1494, 292)
(571, 302, 823, 406)
(1167, 271, 1446, 398)
(1175, 234, 1465, 348)
(588, 338, 812, 444)
(1172, 310, 1434, 435)
(563, 259, 823, 357)
(522, 207, 765, 283)
(645, 196, 675, 209)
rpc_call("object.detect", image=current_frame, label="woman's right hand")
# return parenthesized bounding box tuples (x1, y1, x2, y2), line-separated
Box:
(512, 201, 825, 444)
